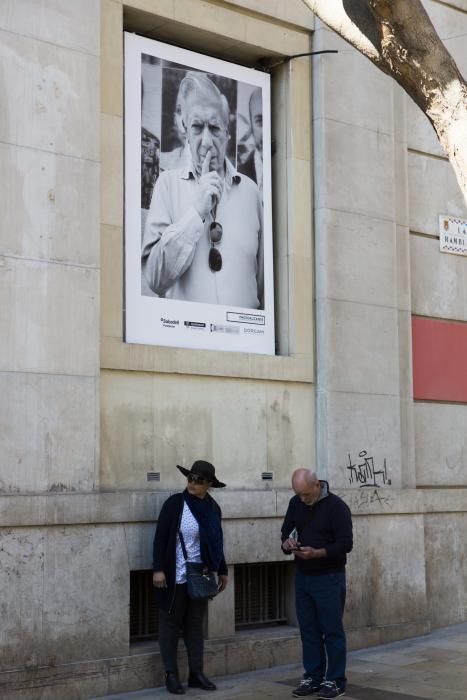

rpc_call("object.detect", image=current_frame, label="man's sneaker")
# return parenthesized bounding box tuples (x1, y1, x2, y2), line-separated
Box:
(292, 678, 321, 697)
(317, 681, 345, 699)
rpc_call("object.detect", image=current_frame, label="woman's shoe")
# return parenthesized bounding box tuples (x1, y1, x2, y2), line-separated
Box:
(188, 671, 216, 690)
(165, 672, 185, 695)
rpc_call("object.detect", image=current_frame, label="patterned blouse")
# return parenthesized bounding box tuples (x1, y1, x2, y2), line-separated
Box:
(175, 502, 202, 583)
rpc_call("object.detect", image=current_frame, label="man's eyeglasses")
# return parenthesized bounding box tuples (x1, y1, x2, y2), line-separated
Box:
(187, 474, 211, 485)
(208, 221, 223, 272)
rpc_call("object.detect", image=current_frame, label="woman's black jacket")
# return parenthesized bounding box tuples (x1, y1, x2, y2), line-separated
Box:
(153, 491, 228, 611)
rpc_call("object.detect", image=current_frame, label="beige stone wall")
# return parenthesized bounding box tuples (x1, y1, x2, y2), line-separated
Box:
(0, 0, 101, 495)
(100, 371, 315, 490)
(313, 0, 467, 638)
(1, 486, 462, 696)
(408, 1, 467, 509)
(0, 0, 317, 683)
(407, 0, 467, 627)
(1, 0, 467, 696)
(313, 19, 413, 491)
(100, 0, 316, 492)
(0, 0, 103, 683)
(99, 0, 317, 663)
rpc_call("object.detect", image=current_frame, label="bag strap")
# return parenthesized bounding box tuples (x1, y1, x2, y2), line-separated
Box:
(178, 529, 188, 561)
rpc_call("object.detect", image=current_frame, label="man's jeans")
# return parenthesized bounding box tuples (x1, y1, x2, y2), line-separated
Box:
(295, 571, 347, 687)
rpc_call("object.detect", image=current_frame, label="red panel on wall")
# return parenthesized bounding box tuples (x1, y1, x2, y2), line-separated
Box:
(412, 316, 467, 402)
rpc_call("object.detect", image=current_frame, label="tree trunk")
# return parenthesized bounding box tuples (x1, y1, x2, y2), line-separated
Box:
(302, 0, 467, 207)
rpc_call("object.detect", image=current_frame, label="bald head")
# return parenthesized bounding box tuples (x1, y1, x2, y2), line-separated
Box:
(249, 86, 262, 154)
(292, 469, 321, 506)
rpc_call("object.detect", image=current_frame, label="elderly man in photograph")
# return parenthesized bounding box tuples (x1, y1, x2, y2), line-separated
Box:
(142, 73, 264, 309)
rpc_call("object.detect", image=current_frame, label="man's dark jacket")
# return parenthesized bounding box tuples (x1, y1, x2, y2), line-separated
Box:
(281, 481, 353, 575)
(153, 491, 228, 611)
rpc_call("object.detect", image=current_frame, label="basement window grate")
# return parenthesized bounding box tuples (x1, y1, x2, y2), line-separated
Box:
(130, 570, 159, 641)
(234, 562, 289, 629)
(147, 472, 160, 482)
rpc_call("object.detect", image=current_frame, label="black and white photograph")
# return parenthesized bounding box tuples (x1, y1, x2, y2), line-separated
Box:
(125, 34, 274, 354)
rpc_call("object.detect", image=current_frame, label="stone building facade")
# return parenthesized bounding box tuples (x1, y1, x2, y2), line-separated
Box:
(1, 0, 467, 698)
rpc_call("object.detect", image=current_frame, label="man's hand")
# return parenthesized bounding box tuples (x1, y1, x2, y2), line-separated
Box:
(218, 574, 228, 592)
(293, 546, 327, 560)
(282, 537, 300, 552)
(194, 148, 224, 220)
(153, 571, 167, 588)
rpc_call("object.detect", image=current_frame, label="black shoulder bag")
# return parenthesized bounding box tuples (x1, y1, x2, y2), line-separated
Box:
(178, 530, 219, 601)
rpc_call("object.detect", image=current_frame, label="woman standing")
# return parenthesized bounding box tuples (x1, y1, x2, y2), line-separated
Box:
(153, 460, 228, 695)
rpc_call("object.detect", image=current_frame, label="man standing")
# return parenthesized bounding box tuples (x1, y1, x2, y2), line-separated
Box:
(142, 73, 264, 309)
(281, 469, 353, 699)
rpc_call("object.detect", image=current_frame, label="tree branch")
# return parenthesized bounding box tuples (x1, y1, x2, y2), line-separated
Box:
(302, 0, 467, 206)
(367, 0, 465, 113)
(302, 0, 383, 65)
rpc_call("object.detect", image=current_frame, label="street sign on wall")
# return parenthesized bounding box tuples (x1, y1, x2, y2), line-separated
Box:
(439, 214, 467, 256)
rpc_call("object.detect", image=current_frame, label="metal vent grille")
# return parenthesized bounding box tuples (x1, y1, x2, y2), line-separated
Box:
(261, 472, 273, 480)
(147, 472, 160, 482)
(234, 562, 289, 629)
(130, 570, 159, 641)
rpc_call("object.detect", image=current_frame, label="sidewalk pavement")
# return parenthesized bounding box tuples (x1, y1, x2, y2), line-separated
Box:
(93, 621, 467, 700)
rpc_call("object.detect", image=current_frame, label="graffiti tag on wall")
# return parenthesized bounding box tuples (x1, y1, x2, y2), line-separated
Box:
(336, 487, 395, 511)
(346, 450, 391, 488)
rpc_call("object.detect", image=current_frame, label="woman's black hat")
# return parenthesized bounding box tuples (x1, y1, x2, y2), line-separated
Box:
(177, 460, 226, 488)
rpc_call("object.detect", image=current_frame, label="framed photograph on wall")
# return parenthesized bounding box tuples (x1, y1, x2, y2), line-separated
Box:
(124, 33, 274, 355)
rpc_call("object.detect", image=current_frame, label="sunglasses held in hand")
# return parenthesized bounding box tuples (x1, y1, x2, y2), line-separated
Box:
(208, 220, 223, 272)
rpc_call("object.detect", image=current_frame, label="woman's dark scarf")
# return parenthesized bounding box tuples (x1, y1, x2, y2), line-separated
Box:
(183, 490, 224, 572)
